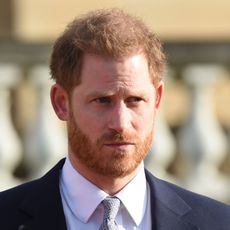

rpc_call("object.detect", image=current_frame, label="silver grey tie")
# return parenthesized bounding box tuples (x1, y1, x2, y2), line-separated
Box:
(99, 197, 120, 230)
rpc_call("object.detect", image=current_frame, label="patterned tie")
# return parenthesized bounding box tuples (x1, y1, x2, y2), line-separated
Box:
(99, 197, 120, 230)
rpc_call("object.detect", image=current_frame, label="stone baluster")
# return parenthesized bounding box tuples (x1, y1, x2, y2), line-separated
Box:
(179, 64, 229, 202)
(0, 64, 23, 190)
(146, 110, 178, 183)
(24, 65, 66, 178)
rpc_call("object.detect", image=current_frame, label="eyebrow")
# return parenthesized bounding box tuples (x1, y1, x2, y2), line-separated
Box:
(85, 89, 148, 100)
(85, 91, 115, 99)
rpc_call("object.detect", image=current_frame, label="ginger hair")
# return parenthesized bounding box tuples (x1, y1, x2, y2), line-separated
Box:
(50, 8, 166, 91)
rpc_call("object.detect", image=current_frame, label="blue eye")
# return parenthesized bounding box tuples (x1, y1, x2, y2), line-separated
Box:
(95, 97, 111, 104)
(126, 97, 143, 103)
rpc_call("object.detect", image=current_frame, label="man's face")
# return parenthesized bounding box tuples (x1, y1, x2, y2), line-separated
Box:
(66, 53, 163, 178)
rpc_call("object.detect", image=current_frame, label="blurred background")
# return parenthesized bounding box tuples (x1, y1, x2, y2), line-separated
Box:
(0, 0, 230, 204)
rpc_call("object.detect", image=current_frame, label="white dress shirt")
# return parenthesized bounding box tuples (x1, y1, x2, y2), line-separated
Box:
(59, 157, 151, 229)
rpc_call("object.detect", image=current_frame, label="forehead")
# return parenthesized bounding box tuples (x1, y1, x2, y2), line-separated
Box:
(73, 53, 156, 98)
(81, 53, 152, 82)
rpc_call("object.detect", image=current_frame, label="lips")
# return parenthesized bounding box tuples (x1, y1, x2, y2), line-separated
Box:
(104, 142, 135, 150)
(104, 141, 134, 145)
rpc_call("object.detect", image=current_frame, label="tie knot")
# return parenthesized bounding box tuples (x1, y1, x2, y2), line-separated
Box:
(102, 197, 120, 220)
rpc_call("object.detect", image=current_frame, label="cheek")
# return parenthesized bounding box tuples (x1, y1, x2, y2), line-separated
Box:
(137, 109, 155, 135)
(72, 109, 105, 140)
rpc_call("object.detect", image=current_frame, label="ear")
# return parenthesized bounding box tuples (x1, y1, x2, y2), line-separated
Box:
(155, 81, 164, 109)
(50, 84, 69, 121)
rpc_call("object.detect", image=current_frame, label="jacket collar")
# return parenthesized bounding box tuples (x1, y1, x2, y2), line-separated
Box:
(145, 170, 199, 230)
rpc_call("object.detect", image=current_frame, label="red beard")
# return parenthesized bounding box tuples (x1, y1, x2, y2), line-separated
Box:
(68, 113, 152, 178)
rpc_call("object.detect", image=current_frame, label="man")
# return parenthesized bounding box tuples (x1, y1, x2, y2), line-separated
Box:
(0, 8, 229, 230)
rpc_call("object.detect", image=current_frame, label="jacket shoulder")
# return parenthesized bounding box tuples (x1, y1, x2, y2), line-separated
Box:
(0, 159, 65, 229)
(0, 158, 65, 207)
(0, 179, 40, 207)
(145, 169, 230, 228)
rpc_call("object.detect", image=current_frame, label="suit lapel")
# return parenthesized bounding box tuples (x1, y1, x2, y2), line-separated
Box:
(17, 159, 67, 230)
(145, 170, 199, 230)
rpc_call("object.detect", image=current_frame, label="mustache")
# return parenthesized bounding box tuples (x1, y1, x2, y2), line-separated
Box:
(98, 131, 138, 144)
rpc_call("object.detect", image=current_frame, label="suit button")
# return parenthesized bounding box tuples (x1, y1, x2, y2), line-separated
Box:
(18, 224, 26, 230)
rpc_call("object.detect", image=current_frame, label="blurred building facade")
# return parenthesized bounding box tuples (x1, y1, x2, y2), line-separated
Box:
(0, 0, 230, 204)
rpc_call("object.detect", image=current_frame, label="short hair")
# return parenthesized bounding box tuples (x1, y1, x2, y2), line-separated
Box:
(50, 8, 166, 91)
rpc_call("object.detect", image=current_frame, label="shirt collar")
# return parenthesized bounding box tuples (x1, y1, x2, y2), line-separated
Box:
(60, 157, 147, 225)
(115, 162, 148, 226)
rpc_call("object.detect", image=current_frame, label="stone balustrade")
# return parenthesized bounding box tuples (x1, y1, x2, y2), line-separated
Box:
(0, 42, 230, 205)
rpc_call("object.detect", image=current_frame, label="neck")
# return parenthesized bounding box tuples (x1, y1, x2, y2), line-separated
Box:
(69, 155, 141, 195)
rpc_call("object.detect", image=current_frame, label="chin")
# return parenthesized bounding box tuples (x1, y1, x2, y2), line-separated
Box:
(93, 153, 143, 178)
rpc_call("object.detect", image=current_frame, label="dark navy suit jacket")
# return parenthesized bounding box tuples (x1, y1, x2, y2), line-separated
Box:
(0, 158, 230, 230)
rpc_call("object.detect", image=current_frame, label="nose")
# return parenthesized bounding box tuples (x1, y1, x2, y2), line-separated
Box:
(108, 101, 132, 133)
